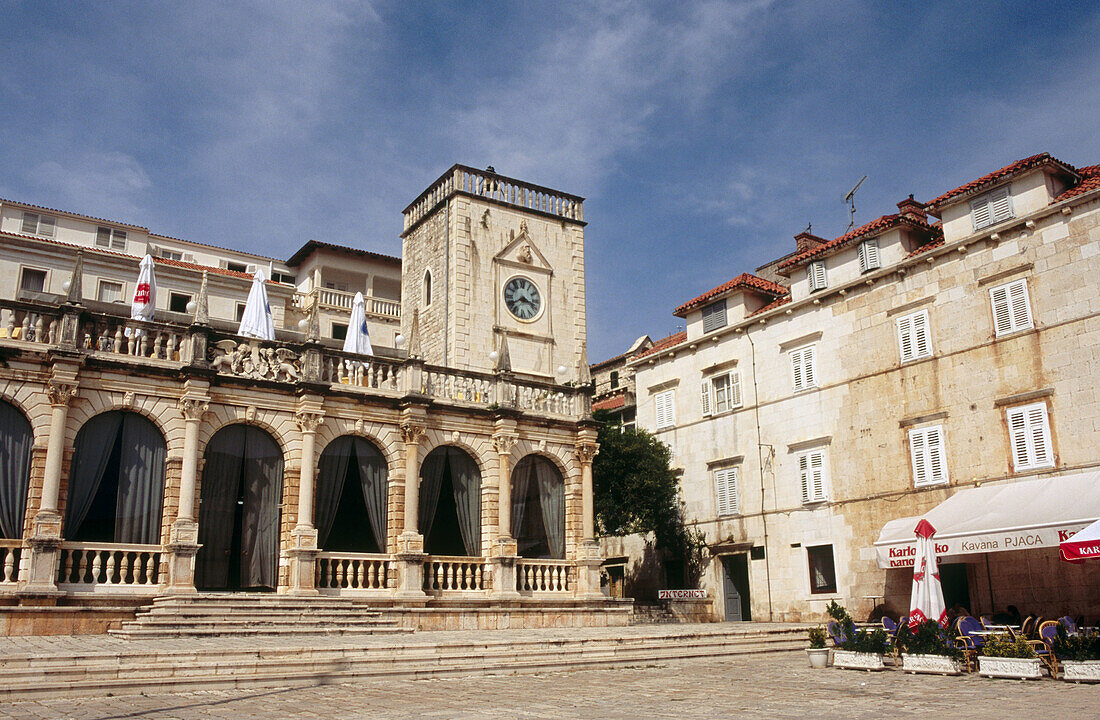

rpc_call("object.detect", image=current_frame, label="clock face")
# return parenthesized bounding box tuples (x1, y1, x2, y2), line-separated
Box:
(503, 276, 542, 321)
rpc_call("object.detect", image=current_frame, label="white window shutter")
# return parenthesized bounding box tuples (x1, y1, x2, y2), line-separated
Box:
(21, 213, 38, 234)
(729, 468, 740, 514)
(810, 452, 826, 501)
(910, 429, 927, 484)
(990, 187, 1012, 223)
(1026, 404, 1051, 466)
(1007, 407, 1030, 469)
(809, 262, 827, 291)
(701, 381, 711, 416)
(803, 346, 816, 388)
(655, 390, 675, 430)
(927, 428, 946, 483)
(910, 426, 947, 486)
(897, 314, 914, 362)
(990, 285, 1013, 336)
(799, 454, 811, 504)
(859, 240, 880, 273)
(1007, 280, 1032, 331)
(730, 372, 742, 407)
(912, 311, 931, 358)
(39, 215, 56, 237)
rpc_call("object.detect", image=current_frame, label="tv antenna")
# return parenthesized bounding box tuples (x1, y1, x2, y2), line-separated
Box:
(844, 175, 867, 232)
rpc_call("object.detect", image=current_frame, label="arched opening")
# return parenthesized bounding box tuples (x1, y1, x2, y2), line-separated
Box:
(196, 424, 283, 591)
(0, 399, 33, 539)
(315, 435, 388, 552)
(511, 455, 565, 559)
(64, 411, 166, 544)
(420, 446, 481, 556)
(423, 269, 432, 307)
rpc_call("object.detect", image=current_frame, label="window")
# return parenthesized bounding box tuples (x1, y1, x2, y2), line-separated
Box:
(21, 211, 56, 237)
(1006, 402, 1054, 471)
(909, 425, 948, 486)
(159, 249, 183, 261)
(971, 187, 1013, 231)
(701, 371, 742, 415)
(807, 544, 837, 594)
(168, 292, 191, 313)
(226, 261, 248, 273)
(789, 344, 817, 392)
(235, 303, 247, 322)
(19, 268, 46, 293)
(95, 226, 127, 251)
(271, 272, 296, 285)
(331, 322, 348, 341)
(896, 310, 933, 362)
(654, 390, 675, 430)
(808, 261, 827, 292)
(98, 281, 124, 304)
(858, 239, 880, 273)
(798, 449, 827, 503)
(423, 270, 432, 306)
(714, 467, 740, 517)
(701, 300, 727, 333)
(989, 279, 1033, 337)
(609, 370, 619, 389)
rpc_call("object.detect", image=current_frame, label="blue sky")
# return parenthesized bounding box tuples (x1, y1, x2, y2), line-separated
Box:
(2, 1, 1098, 361)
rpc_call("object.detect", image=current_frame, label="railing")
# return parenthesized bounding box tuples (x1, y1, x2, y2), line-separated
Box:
(315, 552, 391, 592)
(292, 289, 401, 320)
(516, 559, 572, 594)
(82, 315, 190, 362)
(511, 381, 579, 416)
(423, 556, 490, 592)
(57, 542, 163, 592)
(404, 165, 584, 232)
(421, 368, 493, 405)
(0, 301, 61, 346)
(0, 540, 21, 586)
(320, 349, 402, 391)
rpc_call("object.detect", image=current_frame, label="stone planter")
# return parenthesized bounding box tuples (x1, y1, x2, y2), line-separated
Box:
(901, 653, 963, 676)
(806, 647, 830, 669)
(978, 656, 1042, 680)
(1062, 660, 1100, 683)
(833, 649, 885, 671)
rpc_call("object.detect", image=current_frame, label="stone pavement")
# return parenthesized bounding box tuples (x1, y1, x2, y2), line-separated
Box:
(1, 649, 1095, 720)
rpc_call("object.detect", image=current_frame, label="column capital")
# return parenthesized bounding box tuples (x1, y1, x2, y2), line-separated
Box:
(178, 397, 209, 422)
(572, 441, 599, 465)
(400, 421, 426, 445)
(491, 432, 519, 456)
(295, 409, 325, 433)
(47, 381, 77, 407)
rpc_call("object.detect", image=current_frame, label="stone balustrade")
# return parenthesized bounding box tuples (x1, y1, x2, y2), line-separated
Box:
(423, 556, 491, 593)
(315, 552, 391, 592)
(403, 165, 584, 233)
(516, 559, 572, 594)
(0, 540, 21, 587)
(292, 288, 401, 320)
(0, 301, 62, 345)
(320, 349, 403, 391)
(57, 542, 164, 592)
(82, 315, 191, 362)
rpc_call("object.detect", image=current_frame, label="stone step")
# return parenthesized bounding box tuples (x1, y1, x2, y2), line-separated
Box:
(0, 630, 803, 699)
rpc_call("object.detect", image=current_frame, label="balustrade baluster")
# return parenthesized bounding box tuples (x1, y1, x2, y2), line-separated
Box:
(3, 550, 13, 582)
(89, 552, 102, 584)
(20, 315, 30, 340)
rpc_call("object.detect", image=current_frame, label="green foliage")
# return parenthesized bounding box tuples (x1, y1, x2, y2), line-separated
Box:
(1051, 626, 1100, 661)
(826, 601, 887, 654)
(825, 600, 852, 625)
(979, 633, 1036, 658)
(896, 620, 963, 660)
(808, 626, 827, 649)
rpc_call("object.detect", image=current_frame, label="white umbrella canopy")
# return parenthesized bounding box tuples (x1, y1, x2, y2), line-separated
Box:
(1061, 517, 1100, 562)
(237, 269, 276, 340)
(908, 519, 948, 629)
(131, 254, 157, 323)
(342, 292, 374, 357)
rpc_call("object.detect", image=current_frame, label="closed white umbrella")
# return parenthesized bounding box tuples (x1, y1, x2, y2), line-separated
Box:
(342, 292, 374, 357)
(908, 519, 948, 628)
(131, 254, 156, 323)
(238, 269, 276, 340)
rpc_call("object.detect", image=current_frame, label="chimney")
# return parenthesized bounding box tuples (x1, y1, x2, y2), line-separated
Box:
(897, 194, 927, 222)
(794, 231, 828, 253)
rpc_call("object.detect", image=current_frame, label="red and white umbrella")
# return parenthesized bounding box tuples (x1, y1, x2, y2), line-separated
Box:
(131, 254, 156, 323)
(908, 519, 948, 629)
(1060, 518, 1100, 563)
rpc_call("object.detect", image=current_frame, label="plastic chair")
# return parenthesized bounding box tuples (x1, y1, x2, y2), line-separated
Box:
(1060, 615, 1077, 635)
(826, 620, 848, 647)
(881, 616, 898, 636)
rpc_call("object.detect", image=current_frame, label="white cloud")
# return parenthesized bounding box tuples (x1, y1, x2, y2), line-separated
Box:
(28, 151, 152, 221)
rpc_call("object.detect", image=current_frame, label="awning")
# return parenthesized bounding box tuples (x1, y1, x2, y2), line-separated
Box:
(874, 471, 1100, 569)
(1061, 517, 1100, 563)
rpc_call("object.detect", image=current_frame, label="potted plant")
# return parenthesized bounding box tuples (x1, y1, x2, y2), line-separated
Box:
(896, 620, 964, 675)
(827, 601, 888, 671)
(1052, 629, 1100, 682)
(807, 626, 830, 668)
(978, 633, 1041, 679)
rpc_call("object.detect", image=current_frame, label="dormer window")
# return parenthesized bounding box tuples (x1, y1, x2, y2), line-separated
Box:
(701, 299, 727, 333)
(857, 239, 880, 274)
(808, 261, 827, 292)
(970, 187, 1013, 231)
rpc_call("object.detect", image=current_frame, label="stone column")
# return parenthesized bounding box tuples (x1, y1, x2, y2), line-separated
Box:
(287, 406, 324, 595)
(394, 418, 428, 601)
(572, 438, 603, 600)
(490, 429, 520, 600)
(164, 395, 208, 594)
(22, 379, 77, 597)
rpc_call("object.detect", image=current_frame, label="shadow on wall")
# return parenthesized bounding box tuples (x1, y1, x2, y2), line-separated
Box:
(624, 539, 669, 602)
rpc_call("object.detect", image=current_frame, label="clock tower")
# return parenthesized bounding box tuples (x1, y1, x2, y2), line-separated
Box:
(399, 166, 588, 380)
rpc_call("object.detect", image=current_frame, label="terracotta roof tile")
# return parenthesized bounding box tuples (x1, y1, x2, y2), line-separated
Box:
(776, 214, 937, 272)
(632, 331, 686, 361)
(1055, 164, 1100, 202)
(926, 153, 1078, 211)
(905, 237, 945, 258)
(593, 394, 627, 411)
(673, 273, 788, 317)
(747, 294, 791, 317)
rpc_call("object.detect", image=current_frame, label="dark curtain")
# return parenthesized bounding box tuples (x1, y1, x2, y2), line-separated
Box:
(115, 414, 166, 544)
(196, 425, 246, 589)
(418, 450, 446, 540)
(315, 436, 354, 547)
(534, 459, 565, 559)
(64, 412, 124, 538)
(242, 428, 283, 589)
(354, 439, 388, 552)
(450, 450, 481, 556)
(510, 458, 531, 542)
(0, 401, 33, 539)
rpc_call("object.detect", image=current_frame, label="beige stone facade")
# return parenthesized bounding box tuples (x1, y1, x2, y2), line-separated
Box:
(630, 154, 1100, 622)
(0, 165, 617, 633)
